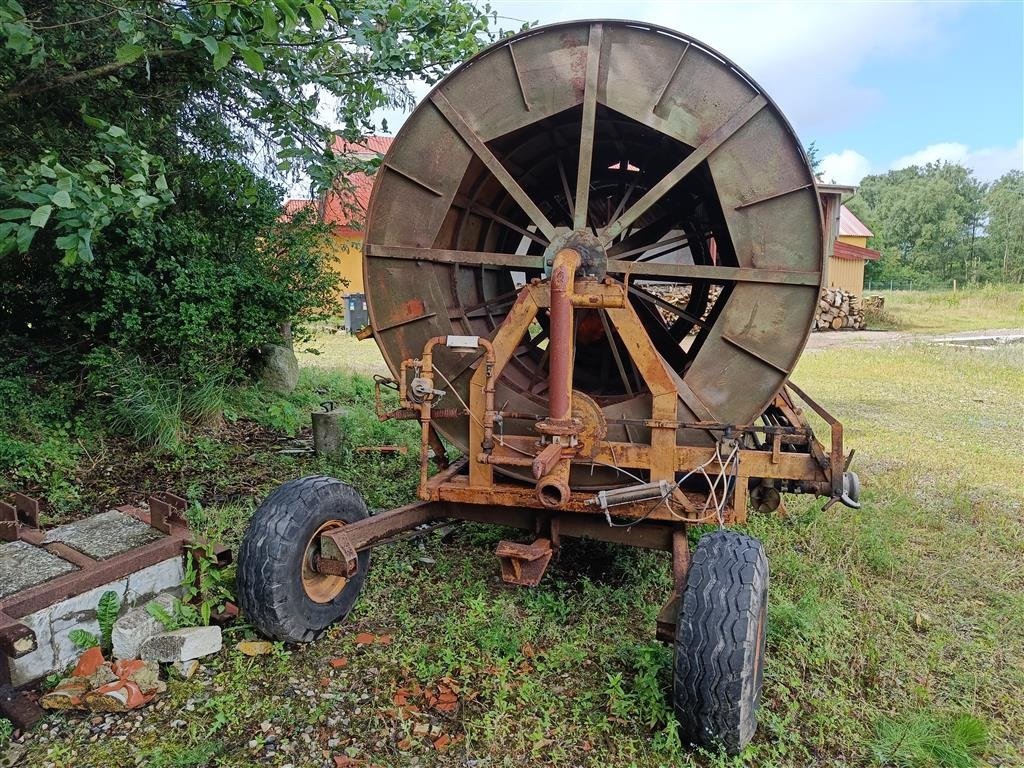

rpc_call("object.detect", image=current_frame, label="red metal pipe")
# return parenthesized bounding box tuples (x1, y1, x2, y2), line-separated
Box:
(548, 248, 581, 423)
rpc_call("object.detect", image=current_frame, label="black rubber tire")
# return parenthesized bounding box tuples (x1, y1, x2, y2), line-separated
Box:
(237, 475, 371, 643)
(673, 530, 769, 755)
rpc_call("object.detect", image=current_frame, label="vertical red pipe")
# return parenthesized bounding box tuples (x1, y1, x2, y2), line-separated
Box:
(548, 248, 581, 423)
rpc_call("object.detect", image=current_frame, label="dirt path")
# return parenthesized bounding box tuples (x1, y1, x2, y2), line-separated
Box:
(802, 327, 1024, 351)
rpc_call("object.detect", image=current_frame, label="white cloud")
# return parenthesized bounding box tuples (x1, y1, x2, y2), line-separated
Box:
(364, 1, 967, 140)
(819, 150, 873, 185)
(891, 139, 1024, 181)
(486, 0, 965, 136)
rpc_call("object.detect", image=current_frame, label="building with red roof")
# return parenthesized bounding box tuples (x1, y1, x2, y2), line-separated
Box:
(281, 136, 394, 296)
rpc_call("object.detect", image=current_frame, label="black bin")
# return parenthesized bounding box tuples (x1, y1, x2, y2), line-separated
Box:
(344, 293, 367, 334)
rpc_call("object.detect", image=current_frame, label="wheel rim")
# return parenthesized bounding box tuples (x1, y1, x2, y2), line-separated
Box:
(301, 520, 348, 603)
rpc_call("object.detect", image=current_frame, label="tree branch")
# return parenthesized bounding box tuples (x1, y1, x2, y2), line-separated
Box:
(1, 48, 188, 106)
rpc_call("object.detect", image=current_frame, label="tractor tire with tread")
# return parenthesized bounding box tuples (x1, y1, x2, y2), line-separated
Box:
(237, 475, 370, 643)
(673, 529, 769, 755)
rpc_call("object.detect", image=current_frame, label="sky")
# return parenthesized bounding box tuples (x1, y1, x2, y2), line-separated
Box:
(370, 0, 1024, 186)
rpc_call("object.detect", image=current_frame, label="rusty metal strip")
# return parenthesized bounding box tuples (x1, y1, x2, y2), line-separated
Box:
(452, 194, 548, 246)
(430, 90, 557, 240)
(574, 22, 603, 230)
(382, 161, 445, 197)
(721, 333, 791, 375)
(375, 311, 437, 334)
(507, 42, 531, 112)
(365, 243, 543, 271)
(606, 261, 821, 286)
(652, 42, 691, 117)
(734, 182, 814, 210)
(600, 94, 769, 243)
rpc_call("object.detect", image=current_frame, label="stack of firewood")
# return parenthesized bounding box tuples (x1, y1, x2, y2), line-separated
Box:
(644, 283, 867, 332)
(814, 287, 866, 331)
(644, 283, 722, 329)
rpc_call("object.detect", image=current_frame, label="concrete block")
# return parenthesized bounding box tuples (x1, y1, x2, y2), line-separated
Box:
(43, 510, 161, 559)
(112, 593, 179, 660)
(140, 625, 223, 662)
(126, 557, 184, 603)
(0, 540, 76, 598)
(6, 610, 54, 687)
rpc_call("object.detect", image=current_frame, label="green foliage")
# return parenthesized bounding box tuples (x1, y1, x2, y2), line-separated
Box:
(0, 366, 83, 511)
(849, 163, 1020, 287)
(89, 350, 227, 449)
(69, 628, 99, 651)
(96, 589, 121, 650)
(0, 0, 509, 424)
(871, 712, 988, 768)
(178, 545, 236, 627)
(985, 170, 1024, 282)
(0, 717, 12, 748)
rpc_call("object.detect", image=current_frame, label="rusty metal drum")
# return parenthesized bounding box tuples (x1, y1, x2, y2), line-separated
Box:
(362, 20, 823, 488)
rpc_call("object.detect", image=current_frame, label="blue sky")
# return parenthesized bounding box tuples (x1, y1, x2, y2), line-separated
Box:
(372, 1, 1024, 185)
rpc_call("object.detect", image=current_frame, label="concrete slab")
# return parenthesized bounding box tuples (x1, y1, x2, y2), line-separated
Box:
(43, 510, 162, 560)
(0, 541, 77, 599)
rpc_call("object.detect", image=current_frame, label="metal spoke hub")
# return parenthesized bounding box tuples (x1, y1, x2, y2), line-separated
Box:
(542, 230, 607, 280)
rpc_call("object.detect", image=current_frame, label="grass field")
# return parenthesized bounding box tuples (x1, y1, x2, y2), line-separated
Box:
(12, 311, 1024, 766)
(869, 284, 1024, 333)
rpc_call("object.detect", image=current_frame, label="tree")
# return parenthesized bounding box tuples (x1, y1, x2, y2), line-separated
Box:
(849, 162, 988, 286)
(0, 0, 505, 366)
(985, 170, 1024, 282)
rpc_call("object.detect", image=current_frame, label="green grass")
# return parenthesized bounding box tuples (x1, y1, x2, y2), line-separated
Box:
(871, 285, 1024, 333)
(15, 335, 1024, 767)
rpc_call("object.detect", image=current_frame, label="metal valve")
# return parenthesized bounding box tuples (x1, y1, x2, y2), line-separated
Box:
(409, 377, 445, 403)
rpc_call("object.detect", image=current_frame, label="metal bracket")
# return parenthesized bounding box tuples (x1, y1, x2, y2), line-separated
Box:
(495, 537, 554, 586)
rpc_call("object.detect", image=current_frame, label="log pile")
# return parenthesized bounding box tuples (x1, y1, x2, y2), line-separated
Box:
(643, 283, 867, 332)
(814, 287, 865, 331)
(644, 284, 722, 330)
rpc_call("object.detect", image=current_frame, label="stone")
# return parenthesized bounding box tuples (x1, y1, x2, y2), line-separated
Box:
(171, 659, 199, 679)
(44, 511, 162, 560)
(139, 626, 222, 662)
(111, 593, 178, 660)
(255, 343, 299, 394)
(0, 541, 77, 598)
(236, 640, 274, 656)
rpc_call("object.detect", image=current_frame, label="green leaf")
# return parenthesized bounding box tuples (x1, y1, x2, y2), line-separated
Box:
(240, 47, 264, 73)
(200, 35, 219, 55)
(155, 174, 168, 191)
(306, 2, 325, 30)
(115, 43, 145, 64)
(0, 208, 32, 220)
(29, 204, 52, 228)
(261, 5, 278, 36)
(107, 125, 126, 138)
(15, 190, 48, 204)
(50, 190, 73, 208)
(16, 223, 36, 252)
(213, 40, 232, 70)
(137, 194, 160, 208)
(55, 233, 78, 249)
(69, 629, 99, 651)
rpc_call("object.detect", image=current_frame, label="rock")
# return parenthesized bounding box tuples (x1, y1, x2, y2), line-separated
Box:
(112, 593, 178, 660)
(172, 659, 199, 679)
(236, 640, 274, 657)
(139, 626, 222, 662)
(255, 344, 299, 394)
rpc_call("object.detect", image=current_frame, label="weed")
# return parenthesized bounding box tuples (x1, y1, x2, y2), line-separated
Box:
(0, 717, 12, 748)
(871, 711, 988, 768)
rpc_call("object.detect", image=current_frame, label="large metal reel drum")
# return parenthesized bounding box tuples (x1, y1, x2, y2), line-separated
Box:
(363, 20, 823, 489)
